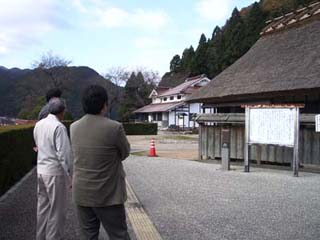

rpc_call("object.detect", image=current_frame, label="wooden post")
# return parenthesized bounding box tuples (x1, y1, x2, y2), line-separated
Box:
(198, 123, 203, 160)
(244, 107, 250, 172)
(293, 108, 300, 177)
(256, 145, 262, 165)
(221, 126, 231, 171)
(188, 104, 190, 128)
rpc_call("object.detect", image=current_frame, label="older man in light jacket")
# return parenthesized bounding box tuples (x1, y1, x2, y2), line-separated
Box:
(33, 98, 73, 240)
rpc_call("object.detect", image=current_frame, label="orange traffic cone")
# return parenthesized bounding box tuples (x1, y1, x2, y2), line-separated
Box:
(148, 138, 157, 157)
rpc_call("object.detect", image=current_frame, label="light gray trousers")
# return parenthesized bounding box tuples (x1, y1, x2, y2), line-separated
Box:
(37, 174, 68, 240)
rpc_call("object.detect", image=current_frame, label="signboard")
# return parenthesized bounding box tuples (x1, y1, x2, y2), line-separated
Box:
(249, 108, 296, 146)
(243, 104, 302, 176)
(316, 115, 320, 132)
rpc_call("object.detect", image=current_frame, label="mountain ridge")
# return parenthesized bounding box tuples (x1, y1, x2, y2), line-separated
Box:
(0, 66, 122, 119)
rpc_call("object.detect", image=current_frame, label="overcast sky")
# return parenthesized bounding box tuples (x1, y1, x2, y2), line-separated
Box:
(0, 0, 256, 76)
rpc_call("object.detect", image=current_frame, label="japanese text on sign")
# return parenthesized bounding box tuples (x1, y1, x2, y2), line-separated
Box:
(249, 108, 296, 146)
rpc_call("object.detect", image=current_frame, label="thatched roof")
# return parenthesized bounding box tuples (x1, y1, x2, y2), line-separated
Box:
(188, 2, 320, 104)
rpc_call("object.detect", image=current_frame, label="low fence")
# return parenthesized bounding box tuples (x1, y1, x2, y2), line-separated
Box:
(197, 114, 320, 166)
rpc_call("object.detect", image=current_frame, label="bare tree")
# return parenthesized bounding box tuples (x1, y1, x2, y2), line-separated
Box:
(31, 51, 72, 89)
(104, 67, 130, 118)
(104, 67, 130, 87)
(105, 66, 160, 87)
(32, 51, 72, 69)
(134, 67, 160, 86)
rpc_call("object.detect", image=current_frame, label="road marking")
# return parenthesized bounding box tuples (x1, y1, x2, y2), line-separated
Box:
(126, 180, 163, 240)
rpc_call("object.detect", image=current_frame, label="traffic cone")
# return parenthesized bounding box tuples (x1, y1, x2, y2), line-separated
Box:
(148, 138, 157, 157)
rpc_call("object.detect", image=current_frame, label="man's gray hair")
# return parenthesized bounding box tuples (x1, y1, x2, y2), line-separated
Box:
(48, 98, 66, 115)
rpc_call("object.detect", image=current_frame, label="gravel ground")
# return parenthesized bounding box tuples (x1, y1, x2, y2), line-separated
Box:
(0, 169, 135, 240)
(124, 155, 320, 240)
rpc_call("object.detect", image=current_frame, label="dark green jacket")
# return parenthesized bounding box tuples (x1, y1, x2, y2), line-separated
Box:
(70, 114, 130, 207)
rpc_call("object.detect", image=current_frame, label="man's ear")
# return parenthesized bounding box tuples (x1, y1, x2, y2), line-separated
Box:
(100, 104, 107, 115)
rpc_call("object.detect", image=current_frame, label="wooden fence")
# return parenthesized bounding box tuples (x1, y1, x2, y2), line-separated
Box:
(198, 114, 320, 166)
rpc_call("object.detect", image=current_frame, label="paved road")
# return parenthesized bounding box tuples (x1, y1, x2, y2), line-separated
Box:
(124, 156, 320, 240)
(0, 169, 135, 240)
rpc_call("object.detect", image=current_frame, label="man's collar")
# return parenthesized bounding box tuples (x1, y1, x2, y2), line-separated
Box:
(47, 113, 60, 122)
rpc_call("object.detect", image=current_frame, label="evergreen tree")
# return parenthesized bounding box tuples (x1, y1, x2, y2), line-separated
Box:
(164, 0, 313, 85)
(243, 3, 267, 52)
(120, 72, 139, 121)
(220, 8, 247, 68)
(119, 71, 155, 121)
(191, 33, 209, 76)
(181, 46, 195, 71)
(170, 54, 182, 72)
(136, 71, 152, 105)
(207, 26, 224, 78)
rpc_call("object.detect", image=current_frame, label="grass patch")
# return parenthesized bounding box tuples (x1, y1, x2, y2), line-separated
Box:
(131, 151, 149, 156)
(162, 135, 197, 141)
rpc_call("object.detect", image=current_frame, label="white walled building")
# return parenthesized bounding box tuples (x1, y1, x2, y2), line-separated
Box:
(134, 75, 215, 129)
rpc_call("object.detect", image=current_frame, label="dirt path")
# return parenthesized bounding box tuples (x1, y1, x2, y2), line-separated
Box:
(127, 131, 199, 160)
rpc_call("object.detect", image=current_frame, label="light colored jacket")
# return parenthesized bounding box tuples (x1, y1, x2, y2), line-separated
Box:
(34, 114, 73, 176)
(70, 114, 130, 207)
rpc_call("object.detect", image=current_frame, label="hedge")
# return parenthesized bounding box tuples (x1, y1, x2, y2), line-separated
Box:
(0, 125, 36, 196)
(0, 121, 156, 196)
(122, 123, 157, 135)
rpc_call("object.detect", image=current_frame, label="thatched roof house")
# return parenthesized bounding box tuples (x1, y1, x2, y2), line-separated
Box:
(188, 2, 320, 113)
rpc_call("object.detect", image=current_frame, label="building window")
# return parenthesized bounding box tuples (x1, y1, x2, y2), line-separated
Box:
(152, 112, 163, 121)
(177, 95, 182, 99)
(164, 97, 167, 102)
(170, 96, 174, 100)
(189, 113, 197, 121)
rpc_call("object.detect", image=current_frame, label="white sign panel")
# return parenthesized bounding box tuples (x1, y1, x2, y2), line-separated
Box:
(249, 108, 296, 146)
(316, 115, 320, 132)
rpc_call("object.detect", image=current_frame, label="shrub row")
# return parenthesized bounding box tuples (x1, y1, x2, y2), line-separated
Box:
(122, 122, 158, 135)
(0, 125, 36, 196)
(0, 121, 156, 196)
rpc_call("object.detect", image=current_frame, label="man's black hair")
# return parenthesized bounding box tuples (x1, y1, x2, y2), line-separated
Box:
(46, 88, 62, 102)
(82, 85, 108, 115)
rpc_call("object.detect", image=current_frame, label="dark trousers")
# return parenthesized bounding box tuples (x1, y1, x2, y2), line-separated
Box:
(76, 204, 130, 240)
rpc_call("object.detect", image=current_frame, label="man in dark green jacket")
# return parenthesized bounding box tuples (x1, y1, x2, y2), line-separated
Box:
(71, 85, 130, 240)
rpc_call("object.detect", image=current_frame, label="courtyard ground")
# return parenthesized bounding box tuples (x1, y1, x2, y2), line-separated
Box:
(127, 131, 199, 160)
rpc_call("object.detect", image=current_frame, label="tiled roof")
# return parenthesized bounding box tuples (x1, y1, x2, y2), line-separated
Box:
(155, 87, 170, 95)
(261, 1, 320, 35)
(134, 102, 184, 113)
(157, 75, 209, 97)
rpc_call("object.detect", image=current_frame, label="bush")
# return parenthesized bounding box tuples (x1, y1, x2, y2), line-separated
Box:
(0, 121, 154, 196)
(122, 123, 157, 135)
(0, 125, 36, 196)
(0, 122, 72, 196)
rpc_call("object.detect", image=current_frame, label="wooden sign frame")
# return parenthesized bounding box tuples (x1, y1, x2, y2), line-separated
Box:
(243, 104, 303, 177)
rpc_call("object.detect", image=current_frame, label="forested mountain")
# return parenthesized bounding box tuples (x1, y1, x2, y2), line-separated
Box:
(159, 0, 316, 87)
(0, 66, 122, 119)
